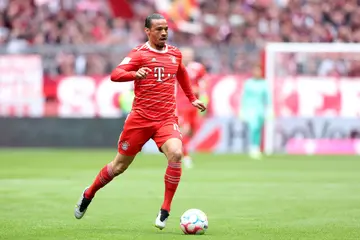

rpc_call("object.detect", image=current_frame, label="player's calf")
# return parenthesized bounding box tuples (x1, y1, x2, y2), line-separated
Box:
(111, 156, 133, 176)
(74, 153, 135, 219)
(155, 138, 183, 229)
(85, 154, 135, 198)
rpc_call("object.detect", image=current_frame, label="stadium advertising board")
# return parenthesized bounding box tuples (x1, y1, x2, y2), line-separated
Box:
(141, 117, 360, 153)
(141, 76, 360, 153)
(51, 76, 360, 152)
(0, 55, 43, 117)
(46, 75, 360, 118)
(49, 76, 134, 118)
(2, 75, 359, 152)
(286, 139, 360, 155)
(271, 77, 360, 153)
(45, 74, 248, 117)
(273, 77, 360, 117)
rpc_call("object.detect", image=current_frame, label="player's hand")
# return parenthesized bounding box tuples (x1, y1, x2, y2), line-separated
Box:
(192, 99, 207, 112)
(135, 67, 151, 79)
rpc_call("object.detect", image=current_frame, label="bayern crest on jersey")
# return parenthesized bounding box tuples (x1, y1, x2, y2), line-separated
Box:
(121, 141, 130, 151)
(170, 56, 176, 64)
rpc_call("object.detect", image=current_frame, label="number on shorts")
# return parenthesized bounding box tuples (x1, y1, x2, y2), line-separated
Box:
(173, 123, 181, 132)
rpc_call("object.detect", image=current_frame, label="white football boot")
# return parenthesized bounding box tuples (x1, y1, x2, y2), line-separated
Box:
(74, 187, 92, 219)
(155, 209, 169, 230)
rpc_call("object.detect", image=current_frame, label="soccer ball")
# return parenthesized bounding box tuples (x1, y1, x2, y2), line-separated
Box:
(180, 209, 208, 235)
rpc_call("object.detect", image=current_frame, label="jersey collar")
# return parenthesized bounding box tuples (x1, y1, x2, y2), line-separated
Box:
(146, 42, 168, 53)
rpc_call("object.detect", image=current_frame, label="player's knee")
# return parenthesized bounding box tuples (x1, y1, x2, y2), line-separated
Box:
(167, 148, 183, 162)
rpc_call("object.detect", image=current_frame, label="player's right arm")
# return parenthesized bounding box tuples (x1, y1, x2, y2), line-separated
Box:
(110, 50, 151, 82)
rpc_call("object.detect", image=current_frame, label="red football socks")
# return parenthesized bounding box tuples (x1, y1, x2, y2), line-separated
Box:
(84, 163, 115, 199)
(161, 161, 182, 212)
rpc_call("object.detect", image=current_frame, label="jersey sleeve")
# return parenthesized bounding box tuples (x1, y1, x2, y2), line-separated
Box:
(110, 50, 143, 82)
(177, 55, 197, 103)
(118, 50, 142, 71)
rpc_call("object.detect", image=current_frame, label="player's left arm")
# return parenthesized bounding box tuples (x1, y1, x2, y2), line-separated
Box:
(177, 63, 206, 112)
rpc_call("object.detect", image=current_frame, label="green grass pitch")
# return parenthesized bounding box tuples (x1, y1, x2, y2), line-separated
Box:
(0, 149, 359, 240)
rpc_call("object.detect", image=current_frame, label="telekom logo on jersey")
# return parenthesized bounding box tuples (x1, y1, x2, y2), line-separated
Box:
(153, 67, 175, 82)
(120, 56, 175, 82)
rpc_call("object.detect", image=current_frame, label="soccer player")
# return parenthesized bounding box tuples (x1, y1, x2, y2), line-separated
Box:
(240, 65, 271, 160)
(176, 47, 207, 168)
(74, 13, 206, 230)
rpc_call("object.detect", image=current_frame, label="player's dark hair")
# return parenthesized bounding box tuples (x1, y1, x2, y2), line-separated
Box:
(145, 13, 165, 28)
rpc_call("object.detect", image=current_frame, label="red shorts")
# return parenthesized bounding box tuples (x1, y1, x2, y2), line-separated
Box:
(118, 111, 182, 156)
(177, 108, 199, 131)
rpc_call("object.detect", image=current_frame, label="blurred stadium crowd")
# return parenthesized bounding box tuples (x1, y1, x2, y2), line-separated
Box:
(0, 0, 360, 75)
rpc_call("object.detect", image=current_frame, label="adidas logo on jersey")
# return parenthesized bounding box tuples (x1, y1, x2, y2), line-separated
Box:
(151, 58, 157, 62)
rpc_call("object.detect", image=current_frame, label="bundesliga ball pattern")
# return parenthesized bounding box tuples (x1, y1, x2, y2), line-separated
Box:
(180, 209, 208, 235)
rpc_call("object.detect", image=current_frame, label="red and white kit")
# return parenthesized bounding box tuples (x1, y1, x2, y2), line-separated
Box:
(111, 42, 197, 155)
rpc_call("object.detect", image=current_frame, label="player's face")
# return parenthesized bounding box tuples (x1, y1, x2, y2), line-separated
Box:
(146, 19, 168, 49)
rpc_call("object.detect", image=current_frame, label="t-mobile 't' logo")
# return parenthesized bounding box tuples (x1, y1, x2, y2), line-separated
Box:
(154, 67, 174, 82)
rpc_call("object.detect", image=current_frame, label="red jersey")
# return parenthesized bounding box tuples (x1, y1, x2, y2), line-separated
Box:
(110, 42, 196, 120)
(176, 61, 206, 110)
